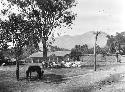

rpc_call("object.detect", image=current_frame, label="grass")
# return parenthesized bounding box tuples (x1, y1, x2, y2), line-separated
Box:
(0, 61, 121, 92)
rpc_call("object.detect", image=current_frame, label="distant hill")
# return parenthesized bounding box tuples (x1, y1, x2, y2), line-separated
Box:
(52, 31, 108, 50)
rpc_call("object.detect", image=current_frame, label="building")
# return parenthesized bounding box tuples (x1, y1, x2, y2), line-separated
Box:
(27, 51, 71, 63)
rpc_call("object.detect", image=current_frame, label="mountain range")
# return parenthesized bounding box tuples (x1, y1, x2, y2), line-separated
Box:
(52, 31, 108, 50)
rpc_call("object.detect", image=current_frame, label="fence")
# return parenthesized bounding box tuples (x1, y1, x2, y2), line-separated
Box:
(80, 54, 119, 66)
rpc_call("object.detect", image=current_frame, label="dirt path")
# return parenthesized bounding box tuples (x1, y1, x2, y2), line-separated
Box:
(26, 63, 125, 92)
(0, 63, 125, 92)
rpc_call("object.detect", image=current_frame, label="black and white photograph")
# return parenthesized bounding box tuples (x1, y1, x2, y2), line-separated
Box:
(0, 0, 125, 92)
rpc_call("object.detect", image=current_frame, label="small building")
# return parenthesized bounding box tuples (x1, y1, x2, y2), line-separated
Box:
(27, 51, 71, 63)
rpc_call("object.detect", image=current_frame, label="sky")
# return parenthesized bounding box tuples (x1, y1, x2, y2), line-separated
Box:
(0, 0, 125, 36)
(62, 0, 125, 36)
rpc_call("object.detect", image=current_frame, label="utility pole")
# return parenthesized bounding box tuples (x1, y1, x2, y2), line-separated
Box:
(94, 38, 97, 71)
(115, 41, 120, 63)
(93, 31, 101, 71)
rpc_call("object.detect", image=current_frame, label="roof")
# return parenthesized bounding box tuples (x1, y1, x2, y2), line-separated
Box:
(29, 51, 71, 58)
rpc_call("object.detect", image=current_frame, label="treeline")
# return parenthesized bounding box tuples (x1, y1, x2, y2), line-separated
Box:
(70, 44, 108, 60)
(49, 46, 70, 52)
(2, 31, 125, 61)
(70, 31, 125, 60)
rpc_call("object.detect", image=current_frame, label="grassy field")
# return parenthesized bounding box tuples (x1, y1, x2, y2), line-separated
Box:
(0, 61, 121, 92)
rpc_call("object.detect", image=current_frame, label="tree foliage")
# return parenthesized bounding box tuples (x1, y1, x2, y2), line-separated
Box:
(0, 14, 40, 59)
(70, 44, 94, 60)
(6, 0, 76, 40)
(49, 45, 69, 52)
(106, 32, 125, 54)
(70, 44, 110, 60)
(0, 0, 76, 59)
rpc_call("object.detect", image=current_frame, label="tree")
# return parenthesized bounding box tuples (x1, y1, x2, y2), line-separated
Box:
(81, 44, 89, 54)
(88, 47, 94, 54)
(0, 49, 5, 65)
(106, 35, 116, 53)
(71, 44, 89, 61)
(106, 35, 114, 47)
(70, 48, 81, 61)
(96, 45, 102, 54)
(106, 32, 125, 62)
(0, 13, 39, 58)
(0, 14, 33, 80)
(6, 0, 76, 61)
(115, 32, 125, 43)
(0, 0, 76, 80)
(106, 33, 125, 54)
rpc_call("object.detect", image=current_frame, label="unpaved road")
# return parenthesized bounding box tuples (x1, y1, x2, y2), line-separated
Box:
(25, 63, 125, 92)
(0, 63, 125, 92)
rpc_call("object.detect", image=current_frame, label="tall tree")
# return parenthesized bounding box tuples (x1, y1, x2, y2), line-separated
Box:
(5, 0, 76, 60)
(0, 14, 36, 80)
(106, 35, 116, 53)
(0, 0, 76, 79)
(106, 33, 125, 54)
(106, 32, 125, 62)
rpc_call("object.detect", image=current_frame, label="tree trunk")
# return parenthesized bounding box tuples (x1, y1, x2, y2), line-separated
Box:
(43, 38, 47, 62)
(16, 46, 20, 80)
(16, 58, 19, 80)
(16, 41, 22, 81)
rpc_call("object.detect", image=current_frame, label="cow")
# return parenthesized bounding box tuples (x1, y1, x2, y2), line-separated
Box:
(26, 65, 44, 80)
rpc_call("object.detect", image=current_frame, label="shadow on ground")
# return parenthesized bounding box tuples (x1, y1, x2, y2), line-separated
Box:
(0, 85, 11, 92)
(20, 73, 68, 84)
(43, 74, 67, 84)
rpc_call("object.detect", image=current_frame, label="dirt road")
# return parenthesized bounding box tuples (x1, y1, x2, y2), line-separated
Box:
(0, 63, 125, 92)
(24, 63, 125, 92)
